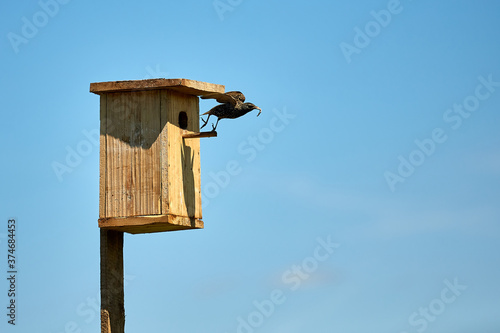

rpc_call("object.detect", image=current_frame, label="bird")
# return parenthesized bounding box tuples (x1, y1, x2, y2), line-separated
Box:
(200, 91, 261, 131)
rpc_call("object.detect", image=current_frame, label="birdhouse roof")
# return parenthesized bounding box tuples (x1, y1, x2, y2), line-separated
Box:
(90, 78, 225, 97)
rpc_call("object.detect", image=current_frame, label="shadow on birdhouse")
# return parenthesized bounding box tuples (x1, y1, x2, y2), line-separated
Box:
(90, 79, 222, 234)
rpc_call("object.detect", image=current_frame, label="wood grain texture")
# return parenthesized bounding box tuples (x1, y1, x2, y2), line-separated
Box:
(104, 91, 161, 218)
(99, 95, 107, 218)
(163, 90, 202, 219)
(182, 130, 218, 138)
(96, 79, 207, 234)
(160, 91, 169, 216)
(99, 214, 203, 234)
(100, 230, 124, 333)
(100, 310, 111, 333)
(90, 78, 224, 97)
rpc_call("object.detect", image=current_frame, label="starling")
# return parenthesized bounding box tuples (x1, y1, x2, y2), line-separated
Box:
(200, 91, 261, 131)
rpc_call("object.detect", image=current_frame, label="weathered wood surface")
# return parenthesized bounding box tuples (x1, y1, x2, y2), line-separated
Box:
(100, 310, 111, 333)
(99, 95, 107, 218)
(100, 230, 124, 333)
(182, 130, 218, 138)
(104, 90, 162, 218)
(162, 90, 202, 220)
(99, 214, 203, 234)
(90, 78, 224, 97)
(97, 82, 206, 234)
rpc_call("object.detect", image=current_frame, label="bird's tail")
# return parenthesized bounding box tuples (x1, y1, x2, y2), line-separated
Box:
(201, 110, 212, 115)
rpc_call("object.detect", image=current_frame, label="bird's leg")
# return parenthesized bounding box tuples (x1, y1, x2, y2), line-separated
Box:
(211, 118, 220, 132)
(200, 115, 210, 130)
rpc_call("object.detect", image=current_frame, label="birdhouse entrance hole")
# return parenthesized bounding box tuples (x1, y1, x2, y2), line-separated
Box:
(178, 111, 188, 129)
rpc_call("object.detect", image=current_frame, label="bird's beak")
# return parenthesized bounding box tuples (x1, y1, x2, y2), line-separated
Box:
(256, 107, 262, 117)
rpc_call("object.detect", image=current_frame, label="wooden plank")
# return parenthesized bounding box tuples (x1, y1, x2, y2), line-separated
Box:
(105, 93, 129, 217)
(90, 78, 224, 97)
(192, 97, 202, 219)
(141, 90, 162, 217)
(131, 90, 161, 216)
(119, 93, 132, 217)
(182, 130, 218, 138)
(99, 214, 203, 234)
(105, 91, 162, 218)
(166, 90, 183, 217)
(164, 90, 202, 219)
(99, 95, 107, 218)
(100, 229, 124, 333)
(160, 90, 169, 215)
(105, 92, 123, 217)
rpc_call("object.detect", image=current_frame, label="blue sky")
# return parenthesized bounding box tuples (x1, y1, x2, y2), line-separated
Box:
(1, 0, 500, 332)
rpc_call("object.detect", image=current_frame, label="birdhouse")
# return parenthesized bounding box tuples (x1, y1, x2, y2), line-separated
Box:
(90, 78, 223, 234)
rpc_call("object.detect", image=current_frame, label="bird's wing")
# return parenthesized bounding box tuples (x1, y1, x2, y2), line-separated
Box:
(225, 91, 245, 103)
(200, 91, 245, 106)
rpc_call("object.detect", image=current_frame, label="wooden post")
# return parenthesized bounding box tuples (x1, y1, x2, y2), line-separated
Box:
(100, 229, 125, 333)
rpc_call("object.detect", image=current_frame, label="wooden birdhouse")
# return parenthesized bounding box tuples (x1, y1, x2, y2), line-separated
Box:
(90, 78, 223, 234)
